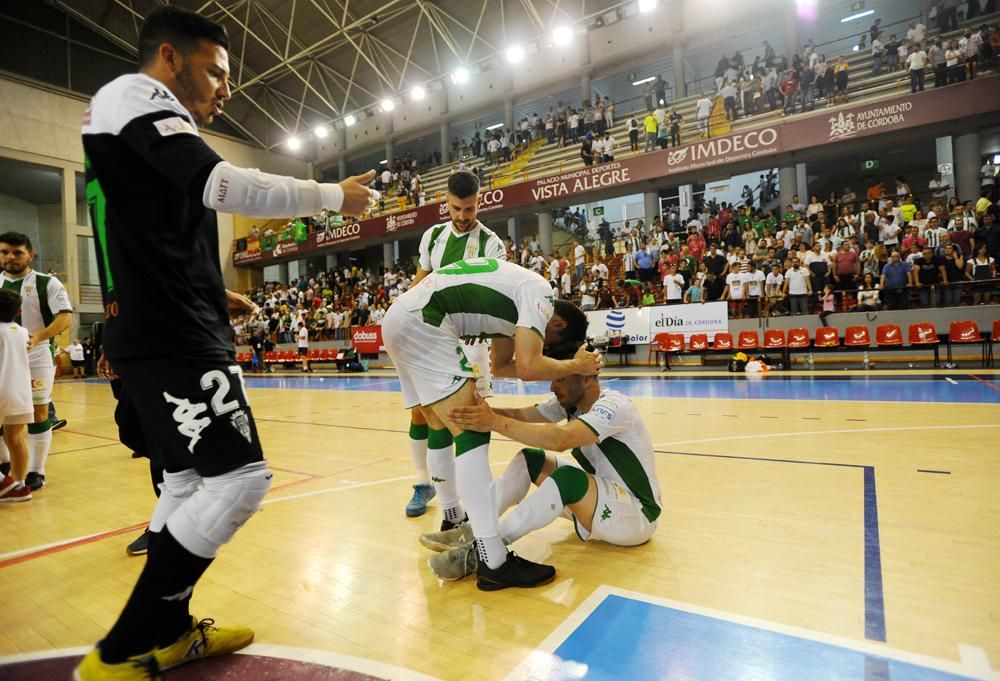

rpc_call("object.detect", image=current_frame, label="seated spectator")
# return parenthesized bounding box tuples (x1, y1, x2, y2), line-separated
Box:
(855, 273, 881, 311)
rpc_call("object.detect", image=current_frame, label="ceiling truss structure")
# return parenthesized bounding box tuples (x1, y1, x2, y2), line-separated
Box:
(51, 0, 630, 151)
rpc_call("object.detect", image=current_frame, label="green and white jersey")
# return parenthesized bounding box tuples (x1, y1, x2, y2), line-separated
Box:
(418, 220, 506, 272)
(536, 389, 662, 522)
(2, 270, 73, 368)
(398, 258, 553, 341)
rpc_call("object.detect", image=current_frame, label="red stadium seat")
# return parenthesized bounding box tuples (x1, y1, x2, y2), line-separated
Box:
(321, 348, 336, 361)
(664, 334, 685, 352)
(876, 324, 903, 346)
(787, 328, 810, 348)
(763, 329, 785, 349)
(309, 348, 322, 360)
(712, 333, 733, 350)
(993, 319, 1000, 340)
(737, 330, 759, 350)
(844, 326, 871, 347)
(908, 323, 939, 345)
(949, 320, 982, 343)
(688, 333, 709, 351)
(264, 351, 277, 363)
(815, 327, 840, 348)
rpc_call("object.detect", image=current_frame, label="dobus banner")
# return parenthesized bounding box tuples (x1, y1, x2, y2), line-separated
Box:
(351, 325, 383, 354)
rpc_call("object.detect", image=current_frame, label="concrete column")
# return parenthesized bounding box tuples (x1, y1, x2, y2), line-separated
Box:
(537, 211, 553, 255)
(277, 262, 290, 284)
(504, 98, 515, 132)
(440, 121, 449, 163)
(643, 191, 660, 223)
(779, 165, 797, 212)
(672, 42, 686, 99)
(383, 241, 395, 267)
(796, 162, 809, 203)
(678, 185, 693, 220)
(936, 135, 956, 200)
(337, 156, 348, 182)
(954, 132, 981, 202)
(581, 71, 592, 105)
(385, 139, 394, 165)
(784, 5, 799, 67)
(507, 216, 520, 244)
(325, 253, 338, 271)
(336, 126, 348, 180)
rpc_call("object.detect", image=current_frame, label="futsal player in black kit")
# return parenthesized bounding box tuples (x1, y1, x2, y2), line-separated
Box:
(76, 6, 377, 679)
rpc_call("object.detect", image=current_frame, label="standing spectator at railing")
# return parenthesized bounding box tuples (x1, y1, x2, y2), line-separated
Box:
(831, 242, 861, 295)
(625, 115, 639, 152)
(872, 32, 885, 75)
(913, 246, 947, 307)
(979, 211, 1000, 262)
(573, 239, 586, 284)
(720, 81, 738, 122)
(981, 158, 997, 201)
(663, 265, 685, 305)
(968, 244, 996, 304)
(654, 74, 667, 107)
(945, 39, 964, 83)
(765, 263, 786, 314)
(722, 265, 747, 318)
(941, 244, 967, 307)
(928, 172, 951, 201)
(694, 92, 713, 137)
(580, 134, 595, 167)
(928, 38, 947, 87)
(906, 44, 929, 93)
(884, 35, 901, 72)
(783, 258, 812, 315)
(643, 110, 658, 152)
(964, 29, 983, 80)
(579, 275, 597, 311)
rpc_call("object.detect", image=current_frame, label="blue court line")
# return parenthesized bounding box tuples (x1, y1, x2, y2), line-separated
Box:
(542, 594, 977, 681)
(657, 449, 886, 643)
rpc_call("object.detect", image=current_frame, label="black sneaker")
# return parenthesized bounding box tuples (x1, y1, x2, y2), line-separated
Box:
(440, 513, 468, 532)
(476, 552, 556, 592)
(127, 528, 151, 556)
(0, 462, 9, 478)
(25, 472, 45, 491)
(51, 418, 68, 431)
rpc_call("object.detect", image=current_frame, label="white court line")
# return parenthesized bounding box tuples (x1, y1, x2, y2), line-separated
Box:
(0, 644, 444, 680)
(0, 530, 113, 563)
(653, 423, 1000, 448)
(946, 377, 960, 385)
(959, 645, 998, 678)
(504, 585, 1000, 681)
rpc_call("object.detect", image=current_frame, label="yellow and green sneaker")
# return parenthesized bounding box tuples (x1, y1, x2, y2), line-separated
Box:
(153, 617, 254, 670)
(73, 648, 161, 680)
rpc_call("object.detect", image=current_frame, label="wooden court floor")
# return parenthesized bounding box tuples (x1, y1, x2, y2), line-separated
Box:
(1, 374, 998, 680)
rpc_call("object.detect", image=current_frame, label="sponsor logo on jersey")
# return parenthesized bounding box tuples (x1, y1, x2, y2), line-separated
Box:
(154, 116, 196, 137)
(590, 405, 616, 425)
(163, 392, 212, 453)
(150, 88, 175, 102)
(600, 504, 613, 521)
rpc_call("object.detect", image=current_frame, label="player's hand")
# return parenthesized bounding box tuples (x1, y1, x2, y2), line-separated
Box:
(226, 290, 256, 318)
(26, 333, 40, 352)
(339, 170, 378, 215)
(97, 352, 117, 380)
(448, 395, 496, 432)
(573, 343, 603, 376)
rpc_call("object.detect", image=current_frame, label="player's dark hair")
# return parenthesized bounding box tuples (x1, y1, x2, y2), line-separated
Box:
(544, 340, 595, 361)
(138, 6, 230, 67)
(0, 288, 20, 323)
(0, 232, 33, 251)
(552, 299, 588, 346)
(447, 171, 480, 199)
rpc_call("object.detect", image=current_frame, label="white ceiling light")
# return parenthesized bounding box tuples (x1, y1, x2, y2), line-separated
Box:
(411, 85, 426, 101)
(381, 98, 395, 112)
(344, 114, 357, 127)
(485, 122, 504, 130)
(632, 76, 656, 86)
(841, 9, 874, 22)
(313, 125, 328, 138)
(506, 45, 525, 64)
(638, 0, 657, 13)
(553, 26, 572, 46)
(287, 137, 301, 151)
(452, 67, 470, 84)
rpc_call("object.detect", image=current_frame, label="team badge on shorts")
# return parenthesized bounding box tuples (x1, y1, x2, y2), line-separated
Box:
(31, 378, 44, 390)
(230, 409, 253, 444)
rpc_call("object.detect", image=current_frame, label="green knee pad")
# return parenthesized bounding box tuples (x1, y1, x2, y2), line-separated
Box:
(27, 419, 52, 435)
(427, 427, 453, 449)
(520, 448, 547, 484)
(549, 466, 589, 505)
(454, 430, 490, 456)
(409, 422, 429, 440)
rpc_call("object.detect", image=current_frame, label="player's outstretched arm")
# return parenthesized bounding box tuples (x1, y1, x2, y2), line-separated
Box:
(511, 329, 601, 382)
(449, 398, 599, 452)
(203, 164, 378, 218)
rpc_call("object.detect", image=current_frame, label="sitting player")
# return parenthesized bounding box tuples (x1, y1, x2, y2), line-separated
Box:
(0, 288, 34, 502)
(420, 341, 661, 578)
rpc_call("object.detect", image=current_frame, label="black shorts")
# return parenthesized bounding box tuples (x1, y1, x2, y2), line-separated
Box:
(71, 359, 85, 368)
(298, 347, 308, 356)
(112, 353, 264, 477)
(110, 377, 151, 461)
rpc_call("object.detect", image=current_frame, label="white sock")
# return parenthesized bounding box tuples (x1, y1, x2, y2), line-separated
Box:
(149, 469, 202, 533)
(28, 428, 52, 475)
(500, 477, 565, 545)
(0, 436, 9, 465)
(427, 445, 463, 521)
(455, 438, 506, 569)
(495, 451, 532, 516)
(409, 436, 430, 485)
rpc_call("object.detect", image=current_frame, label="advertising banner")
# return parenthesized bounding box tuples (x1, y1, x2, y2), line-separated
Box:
(585, 308, 652, 345)
(647, 302, 729, 339)
(351, 325, 384, 354)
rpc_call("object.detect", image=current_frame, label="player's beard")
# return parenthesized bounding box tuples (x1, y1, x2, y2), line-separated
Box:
(452, 217, 476, 233)
(2, 261, 27, 275)
(174, 62, 211, 125)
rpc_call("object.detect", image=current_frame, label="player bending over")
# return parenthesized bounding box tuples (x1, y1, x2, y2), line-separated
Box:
(382, 258, 601, 590)
(421, 341, 662, 579)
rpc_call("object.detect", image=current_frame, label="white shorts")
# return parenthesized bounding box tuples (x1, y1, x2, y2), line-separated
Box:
(2, 411, 33, 426)
(382, 304, 474, 409)
(574, 475, 657, 547)
(464, 340, 493, 398)
(30, 365, 56, 406)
